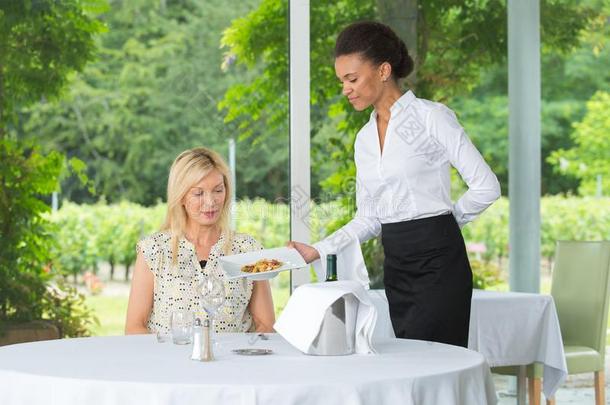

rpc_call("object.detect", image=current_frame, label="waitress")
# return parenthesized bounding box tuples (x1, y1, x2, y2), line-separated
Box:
(289, 21, 500, 347)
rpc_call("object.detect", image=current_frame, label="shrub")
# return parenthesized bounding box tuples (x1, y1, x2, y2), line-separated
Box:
(470, 259, 503, 290)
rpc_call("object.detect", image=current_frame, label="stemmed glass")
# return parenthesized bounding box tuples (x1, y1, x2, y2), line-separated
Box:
(196, 276, 226, 349)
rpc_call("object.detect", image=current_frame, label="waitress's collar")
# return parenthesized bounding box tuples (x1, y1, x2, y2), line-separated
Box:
(370, 90, 416, 120)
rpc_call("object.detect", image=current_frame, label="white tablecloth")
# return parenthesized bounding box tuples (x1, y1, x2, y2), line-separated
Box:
(369, 289, 568, 398)
(0, 333, 497, 405)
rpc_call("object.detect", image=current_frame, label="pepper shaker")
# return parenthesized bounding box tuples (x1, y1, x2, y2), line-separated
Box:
(202, 318, 214, 361)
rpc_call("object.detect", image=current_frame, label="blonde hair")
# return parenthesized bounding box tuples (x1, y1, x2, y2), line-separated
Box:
(161, 147, 233, 263)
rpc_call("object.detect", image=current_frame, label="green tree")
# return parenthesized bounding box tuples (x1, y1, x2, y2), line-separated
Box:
(0, 0, 103, 132)
(549, 91, 610, 196)
(20, 0, 288, 204)
(453, 0, 609, 195)
(0, 0, 103, 334)
(452, 95, 587, 195)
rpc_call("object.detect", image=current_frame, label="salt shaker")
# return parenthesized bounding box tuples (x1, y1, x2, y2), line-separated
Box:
(191, 318, 204, 361)
(201, 318, 214, 362)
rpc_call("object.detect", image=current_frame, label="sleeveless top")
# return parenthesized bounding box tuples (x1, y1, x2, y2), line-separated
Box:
(136, 231, 262, 334)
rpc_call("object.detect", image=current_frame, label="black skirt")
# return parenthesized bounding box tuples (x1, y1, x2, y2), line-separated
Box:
(381, 213, 473, 347)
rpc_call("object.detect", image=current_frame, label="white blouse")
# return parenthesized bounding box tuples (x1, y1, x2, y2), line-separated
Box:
(313, 91, 500, 285)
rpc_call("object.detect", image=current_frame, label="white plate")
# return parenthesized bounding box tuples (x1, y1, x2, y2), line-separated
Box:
(219, 247, 307, 280)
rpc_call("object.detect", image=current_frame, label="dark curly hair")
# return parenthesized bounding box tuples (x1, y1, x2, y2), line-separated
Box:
(335, 21, 414, 80)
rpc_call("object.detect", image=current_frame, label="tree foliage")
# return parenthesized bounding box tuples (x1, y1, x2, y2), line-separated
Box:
(454, 1, 609, 195)
(0, 0, 104, 130)
(19, 0, 287, 204)
(0, 0, 103, 333)
(545, 1, 610, 196)
(15, 0, 603, 205)
(549, 91, 610, 196)
(0, 141, 63, 320)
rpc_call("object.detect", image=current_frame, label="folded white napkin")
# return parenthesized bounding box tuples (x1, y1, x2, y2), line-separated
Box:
(274, 280, 377, 354)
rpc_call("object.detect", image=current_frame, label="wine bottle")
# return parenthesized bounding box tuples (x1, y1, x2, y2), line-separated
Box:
(325, 254, 338, 281)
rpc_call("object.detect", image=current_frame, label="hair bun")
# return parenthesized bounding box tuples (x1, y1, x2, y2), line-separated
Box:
(394, 40, 414, 79)
(335, 21, 414, 81)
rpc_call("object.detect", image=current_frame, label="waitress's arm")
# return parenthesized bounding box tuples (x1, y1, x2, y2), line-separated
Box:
(427, 105, 501, 227)
(313, 215, 381, 256)
(309, 181, 381, 284)
(313, 173, 381, 256)
(288, 158, 380, 283)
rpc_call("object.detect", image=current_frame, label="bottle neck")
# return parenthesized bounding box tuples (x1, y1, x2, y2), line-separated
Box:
(325, 254, 337, 282)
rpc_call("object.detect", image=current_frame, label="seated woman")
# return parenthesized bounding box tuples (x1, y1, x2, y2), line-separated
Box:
(125, 147, 275, 335)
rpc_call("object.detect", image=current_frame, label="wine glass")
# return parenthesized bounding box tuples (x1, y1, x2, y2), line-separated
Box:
(196, 276, 226, 348)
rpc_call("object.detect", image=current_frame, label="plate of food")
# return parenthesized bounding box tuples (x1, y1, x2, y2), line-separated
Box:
(219, 247, 307, 280)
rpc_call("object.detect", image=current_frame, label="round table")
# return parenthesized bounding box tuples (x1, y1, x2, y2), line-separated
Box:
(0, 333, 497, 405)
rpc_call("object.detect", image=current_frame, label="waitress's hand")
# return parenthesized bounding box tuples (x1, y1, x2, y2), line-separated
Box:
(286, 241, 320, 264)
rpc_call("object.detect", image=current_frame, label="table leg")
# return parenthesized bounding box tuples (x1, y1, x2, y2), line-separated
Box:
(517, 365, 527, 405)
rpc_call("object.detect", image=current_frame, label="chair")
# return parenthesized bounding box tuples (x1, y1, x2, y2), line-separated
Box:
(493, 240, 610, 405)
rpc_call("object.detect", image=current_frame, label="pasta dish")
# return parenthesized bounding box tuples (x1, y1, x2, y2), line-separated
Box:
(241, 259, 283, 274)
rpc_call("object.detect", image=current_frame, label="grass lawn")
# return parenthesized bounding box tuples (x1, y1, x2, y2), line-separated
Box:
(86, 295, 129, 336)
